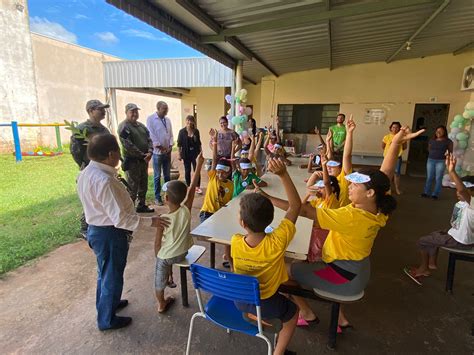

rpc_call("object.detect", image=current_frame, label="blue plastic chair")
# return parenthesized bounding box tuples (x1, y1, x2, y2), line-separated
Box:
(185, 264, 276, 355)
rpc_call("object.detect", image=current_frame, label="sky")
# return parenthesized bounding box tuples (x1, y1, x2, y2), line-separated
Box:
(27, 0, 204, 60)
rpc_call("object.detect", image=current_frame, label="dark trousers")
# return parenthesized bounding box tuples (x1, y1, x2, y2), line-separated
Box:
(87, 225, 129, 330)
(125, 159, 149, 206)
(183, 157, 201, 187)
(153, 153, 171, 202)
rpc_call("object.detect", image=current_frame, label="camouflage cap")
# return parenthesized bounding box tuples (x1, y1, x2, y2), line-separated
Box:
(86, 99, 109, 111)
(125, 103, 140, 112)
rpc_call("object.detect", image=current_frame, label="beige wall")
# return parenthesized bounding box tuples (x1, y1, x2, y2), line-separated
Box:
(31, 34, 181, 149)
(252, 52, 473, 156)
(0, 0, 39, 151)
(243, 83, 262, 127)
(182, 88, 226, 157)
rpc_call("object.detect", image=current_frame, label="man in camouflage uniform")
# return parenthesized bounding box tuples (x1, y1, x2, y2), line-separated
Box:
(70, 99, 110, 238)
(118, 103, 154, 213)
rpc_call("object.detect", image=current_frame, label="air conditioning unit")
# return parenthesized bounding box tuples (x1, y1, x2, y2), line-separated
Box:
(461, 65, 473, 91)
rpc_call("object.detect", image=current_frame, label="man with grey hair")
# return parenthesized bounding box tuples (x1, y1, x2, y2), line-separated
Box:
(146, 101, 173, 206)
(118, 103, 154, 213)
(70, 99, 110, 238)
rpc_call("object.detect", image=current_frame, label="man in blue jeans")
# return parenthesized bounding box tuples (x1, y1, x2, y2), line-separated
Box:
(147, 101, 174, 206)
(77, 134, 168, 330)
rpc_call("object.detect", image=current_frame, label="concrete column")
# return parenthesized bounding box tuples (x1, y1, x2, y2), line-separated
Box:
(106, 88, 118, 135)
(235, 60, 243, 95)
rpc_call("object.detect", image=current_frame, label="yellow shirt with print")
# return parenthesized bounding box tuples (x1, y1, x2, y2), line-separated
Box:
(200, 170, 234, 214)
(336, 168, 352, 208)
(231, 218, 295, 299)
(317, 205, 388, 263)
(309, 193, 339, 210)
(383, 133, 403, 157)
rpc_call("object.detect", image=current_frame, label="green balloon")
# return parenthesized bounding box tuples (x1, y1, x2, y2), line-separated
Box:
(456, 132, 468, 141)
(450, 121, 458, 128)
(454, 114, 464, 123)
(458, 140, 468, 149)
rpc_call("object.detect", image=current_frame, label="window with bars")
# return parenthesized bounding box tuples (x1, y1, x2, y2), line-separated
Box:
(277, 104, 340, 134)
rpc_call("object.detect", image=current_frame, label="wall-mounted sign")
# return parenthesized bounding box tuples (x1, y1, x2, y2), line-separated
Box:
(364, 108, 386, 125)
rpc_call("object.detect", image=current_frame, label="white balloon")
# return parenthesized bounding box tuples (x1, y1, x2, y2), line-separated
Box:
(466, 101, 474, 110)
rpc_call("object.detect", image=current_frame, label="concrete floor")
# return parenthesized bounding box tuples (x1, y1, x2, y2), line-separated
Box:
(1, 173, 473, 354)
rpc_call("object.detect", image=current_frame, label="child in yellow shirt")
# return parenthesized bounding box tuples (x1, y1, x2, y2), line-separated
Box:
(230, 158, 301, 355)
(382, 121, 407, 195)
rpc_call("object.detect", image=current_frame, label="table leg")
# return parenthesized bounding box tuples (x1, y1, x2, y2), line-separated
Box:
(210, 242, 215, 269)
(445, 252, 456, 293)
(327, 302, 340, 350)
(180, 267, 189, 307)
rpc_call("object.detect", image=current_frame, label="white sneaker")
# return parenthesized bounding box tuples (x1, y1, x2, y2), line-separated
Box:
(195, 187, 203, 195)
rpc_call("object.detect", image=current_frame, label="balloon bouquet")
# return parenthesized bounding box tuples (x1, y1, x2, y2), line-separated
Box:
(225, 89, 253, 136)
(443, 100, 474, 186)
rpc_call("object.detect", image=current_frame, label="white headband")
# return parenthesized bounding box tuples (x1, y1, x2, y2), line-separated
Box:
(345, 172, 371, 184)
(216, 164, 230, 172)
(239, 162, 253, 169)
(327, 160, 341, 167)
(240, 150, 249, 155)
(274, 144, 282, 149)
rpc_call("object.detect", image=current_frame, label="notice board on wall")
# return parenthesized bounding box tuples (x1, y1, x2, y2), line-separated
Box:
(364, 108, 386, 125)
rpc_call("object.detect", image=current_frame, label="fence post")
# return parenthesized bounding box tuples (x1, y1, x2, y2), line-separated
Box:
(55, 126, 63, 151)
(11, 121, 22, 162)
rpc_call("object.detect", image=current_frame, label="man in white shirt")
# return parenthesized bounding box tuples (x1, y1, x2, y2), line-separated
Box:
(147, 101, 174, 206)
(77, 133, 168, 330)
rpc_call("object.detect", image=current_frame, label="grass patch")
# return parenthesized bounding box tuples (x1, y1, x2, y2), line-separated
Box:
(0, 154, 82, 275)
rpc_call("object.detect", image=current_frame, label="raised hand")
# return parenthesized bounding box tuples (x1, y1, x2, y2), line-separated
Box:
(347, 114, 356, 133)
(446, 152, 456, 173)
(392, 126, 425, 144)
(209, 128, 217, 138)
(268, 157, 287, 176)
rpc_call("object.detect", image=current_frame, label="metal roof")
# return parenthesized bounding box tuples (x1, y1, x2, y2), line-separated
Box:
(103, 57, 233, 88)
(106, 0, 474, 83)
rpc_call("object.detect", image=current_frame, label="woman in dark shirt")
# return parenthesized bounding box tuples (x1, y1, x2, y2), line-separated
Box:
(421, 125, 453, 199)
(177, 115, 202, 193)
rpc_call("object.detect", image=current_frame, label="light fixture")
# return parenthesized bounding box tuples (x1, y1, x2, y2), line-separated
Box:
(406, 41, 412, 51)
(15, 2, 24, 12)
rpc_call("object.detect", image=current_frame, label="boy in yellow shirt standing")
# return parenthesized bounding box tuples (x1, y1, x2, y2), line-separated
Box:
(230, 158, 301, 355)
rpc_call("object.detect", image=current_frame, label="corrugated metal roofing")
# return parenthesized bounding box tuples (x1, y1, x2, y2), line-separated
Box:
(107, 0, 474, 83)
(103, 57, 233, 88)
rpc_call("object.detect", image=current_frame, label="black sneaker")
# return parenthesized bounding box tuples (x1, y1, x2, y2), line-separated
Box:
(431, 195, 438, 200)
(99, 316, 132, 331)
(420, 193, 429, 198)
(136, 205, 155, 213)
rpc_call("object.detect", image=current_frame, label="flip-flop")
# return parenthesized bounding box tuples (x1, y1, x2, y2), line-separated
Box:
(403, 266, 422, 285)
(297, 315, 320, 327)
(167, 281, 177, 288)
(158, 297, 175, 314)
(339, 323, 354, 330)
(222, 261, 230, 268)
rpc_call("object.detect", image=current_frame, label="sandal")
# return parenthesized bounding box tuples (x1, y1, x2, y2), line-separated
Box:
(403, 266, 423, 285)
(297, 315, 320, 327)
(158, 297, 175, 314)
(167, 281, 177, 288)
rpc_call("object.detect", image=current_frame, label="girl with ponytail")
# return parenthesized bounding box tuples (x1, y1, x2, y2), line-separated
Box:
(257, 116, 424, 328)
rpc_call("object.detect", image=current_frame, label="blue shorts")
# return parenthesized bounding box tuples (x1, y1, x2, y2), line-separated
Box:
(395, 156, 402, 176)
(235, 292, 297, 323)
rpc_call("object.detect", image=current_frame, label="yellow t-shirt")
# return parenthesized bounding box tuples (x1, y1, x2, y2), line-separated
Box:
(158, 206, 193, 259)
(200, 170, 234, 214)
(383, 133, 403, 157)
(336, 168, 352, 208)
(309, 193, 339, 210)
(231, 218, 296, 299)
(317, 205, 389, 263)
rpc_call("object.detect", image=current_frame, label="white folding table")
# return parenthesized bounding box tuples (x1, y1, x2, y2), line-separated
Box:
(191, 159, 314, 267)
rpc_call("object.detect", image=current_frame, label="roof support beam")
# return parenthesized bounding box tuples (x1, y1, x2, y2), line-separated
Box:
(453, 41, 474, 56)
(175, 0, 279, 77)
(325, 0, 332, 70)
(386, 0, 451, 63)
(106, 0, 236, 69)
(201, 0, 437, 41)
(243, 76, 257, 85)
